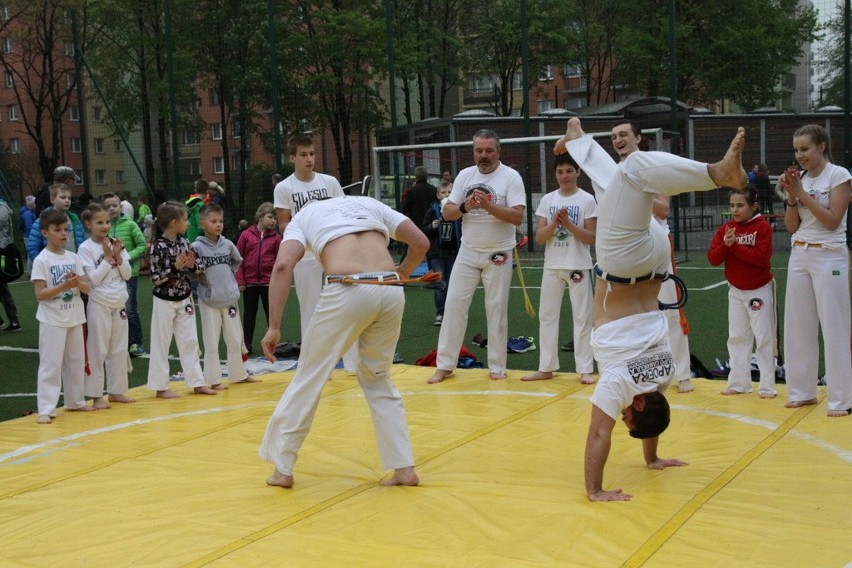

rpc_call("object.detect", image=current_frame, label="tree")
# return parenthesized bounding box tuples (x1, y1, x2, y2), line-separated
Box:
(819, 0, 849, 108)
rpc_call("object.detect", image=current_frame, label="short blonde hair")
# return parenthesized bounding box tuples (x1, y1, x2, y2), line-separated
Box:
(49, 183, 72, 199)
(255, 202, 275, 221)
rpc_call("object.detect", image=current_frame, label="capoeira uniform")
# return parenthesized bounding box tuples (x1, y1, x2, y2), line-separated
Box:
(434, 163, 526, 376)
(259, 196, 415, 476)
(78, 238, 132, 397)
(146, 235, 206, 391)
(192, 234, 248, 385)
(31, 248, 87, 415)
(567, 134, 719, 404)
(783, 163, 852, 412)
(273, 173, 345, 336)
(708, 213, 776, 396)
(534, 187, 596, 374)
(656, 218, 693, 384)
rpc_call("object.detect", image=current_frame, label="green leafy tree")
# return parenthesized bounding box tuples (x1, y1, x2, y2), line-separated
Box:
(818, 0, 849, 108)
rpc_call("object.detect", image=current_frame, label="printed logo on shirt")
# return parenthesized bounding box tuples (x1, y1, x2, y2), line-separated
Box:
(736, 232, 757, 246)
(120, 309, 128, 320)
(748, 298, 764, 311)
(490, 252, 509, 265)
(626, 346, 673, 385)
(570, 270, 584, 284)
(200, 253, 233, 268)
(292, 188, 334, 213)
(228, 305, 237, 318)
(463, 183, 497, 213)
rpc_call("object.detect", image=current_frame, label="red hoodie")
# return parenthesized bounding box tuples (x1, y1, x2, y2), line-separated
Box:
(707, 213, 773, 290)
(235, 225, 282, 287)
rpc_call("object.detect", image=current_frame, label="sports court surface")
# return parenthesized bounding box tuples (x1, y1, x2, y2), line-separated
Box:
(1, 365, 851, 567)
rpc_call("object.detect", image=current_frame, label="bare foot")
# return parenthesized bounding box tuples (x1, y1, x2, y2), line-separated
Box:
(108, 394, 137, 403)
(678, 379, 694, 393)
(380, 466, 419, 486)
(721, 389, 748, 396)
(553, 117, 586, 155)
(521, 371, 553, 382)
(427, 369, 453, 384)
(211, 383, 228, 391)
(580, 373, 596, 384)
(707, 127, 748, 188)
(36, 414, 52, 424)
(489, 372, 507, 380)
(235, 376, 261, 383)
(156, 389, 180, 399)
(193, 385, 218, 395)
(827, 408, 851, 418)
(67, 405, 97, 412)
(266, 469, 294, 488)
(759, 392, 777, 399)
(785, 398, 817, 408)
(92, 398, 112, 410)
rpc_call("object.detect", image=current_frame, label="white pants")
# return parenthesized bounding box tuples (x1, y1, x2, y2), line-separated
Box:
(537, 268, 594, 373)
(568, 135, 717, 278)
(295, 255, 358, 371)
(259, 283, 413, 475)
(726, 280, 777, 396)
(146, 296, 205, 391)
(85, 300, 129, 397)
(37, 323, 85, 415)
(784, 246, 852, 411)
(435, 244, 513, 375)
(659, 256, 692, 382)
(199, 301, 248, 385)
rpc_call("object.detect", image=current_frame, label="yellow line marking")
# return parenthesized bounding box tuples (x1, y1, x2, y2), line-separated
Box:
(182, 383, 587, 568)
(621, 399, 819, 567)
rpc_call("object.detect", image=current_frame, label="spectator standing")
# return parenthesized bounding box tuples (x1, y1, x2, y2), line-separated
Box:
(0, 195, 21, 331)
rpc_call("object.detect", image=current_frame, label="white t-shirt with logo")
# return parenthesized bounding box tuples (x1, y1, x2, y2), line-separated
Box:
(78, 238, 131, 309)
(449, 163, 526, 252)
(791, 162, 852, 248)
(535, 188, 597, 269)
(274, 172, 345, 259)
(31, 248, 86, 327)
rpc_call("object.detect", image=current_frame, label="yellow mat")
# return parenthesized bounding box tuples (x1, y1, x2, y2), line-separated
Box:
(1, 366, 851, 567)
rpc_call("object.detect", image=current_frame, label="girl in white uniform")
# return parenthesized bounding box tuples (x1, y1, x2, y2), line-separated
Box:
(78, 204, 135, 407)
(781, 124, 852, 417)
(521, 152, 597, 383)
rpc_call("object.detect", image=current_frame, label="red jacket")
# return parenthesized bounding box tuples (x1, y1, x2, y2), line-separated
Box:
(235, 225, 282, 287)
(707, 214, 773, 290)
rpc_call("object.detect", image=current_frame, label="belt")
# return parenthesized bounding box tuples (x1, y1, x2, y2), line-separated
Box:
(792, 241, 822, 249)
(594, 265, 667, 285)
(324, 272, 399, 285)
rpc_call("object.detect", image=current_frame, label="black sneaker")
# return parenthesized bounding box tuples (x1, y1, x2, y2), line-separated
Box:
(1, 321, 21, 332)
(560, 341, 574, 352)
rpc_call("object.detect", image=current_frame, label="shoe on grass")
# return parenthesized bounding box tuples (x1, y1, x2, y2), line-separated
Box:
(560, 341, 574, 352)
(129, 344, 146, 357)
(0, 321, 21, 332)
(507, 336, 536, 353)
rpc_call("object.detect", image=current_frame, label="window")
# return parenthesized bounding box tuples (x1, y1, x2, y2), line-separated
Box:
(7, 104, 17, 121)
(69, 105, 79, 121)
(113, 139, 122, 152)
(537, 100, 555, 113)
(539, 65, 553, 81)
(2, 38, 12, 54)
(116, 170, 125, 184)
(231, 121, 241, 139)
(212, 156, 224, 174)
(188, 160, 201, 176)
(0, 7, 10, 20)
(211, 123, 223, 140)
(208, 89, 220, 106)
(181, 129, 199, 145)
(64, 42, 74, 57)
(4, 71, 12, 88)
(511, 73, 523, 90)
(563, 63, 582, 77)
(9, 137, 20, 154)
(472, 76, 495, 93)
(232, 154, 248, 170)
(91, 106, 102, 122)
(94, 169, 106, 185)
(93, 138, 104, 153)
(71, 137, 82, 153)
(66, 72, 75, 89)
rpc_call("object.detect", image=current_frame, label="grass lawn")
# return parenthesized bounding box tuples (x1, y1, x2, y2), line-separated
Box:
(0, 251, 808, 422)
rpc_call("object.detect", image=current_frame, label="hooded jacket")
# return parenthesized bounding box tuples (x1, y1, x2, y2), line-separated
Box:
(235, 225, 282, 287)
(192, 234, 242, 307)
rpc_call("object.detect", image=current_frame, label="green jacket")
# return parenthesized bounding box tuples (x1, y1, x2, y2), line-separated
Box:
(109, 214, 147, 276)
(136, 203, 152, 225)
(185, 195, 205, 242)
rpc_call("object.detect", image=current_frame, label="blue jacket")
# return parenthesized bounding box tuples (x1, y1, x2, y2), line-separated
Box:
(26, 206, 86, 260)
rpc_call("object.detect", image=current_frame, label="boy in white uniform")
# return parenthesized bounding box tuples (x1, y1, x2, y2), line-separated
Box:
(78, 203, 136, 407)
(31, 209, 92, 423)
(522, 153, 597, 383)
(259, 196, 429, 488)
(192, 203, 258, 388)
(554, 118, 748, 501)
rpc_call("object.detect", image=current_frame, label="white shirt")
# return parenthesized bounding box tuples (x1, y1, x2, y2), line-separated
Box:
(274, 172, 344, 260)
(78, 238, 131, 309)
(31, 248, 86, 327)
(284, 196, 406, 257)
(449, 163, 526, 252)
(536, 187, 597, 269)
(791, 162, 852, 248)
